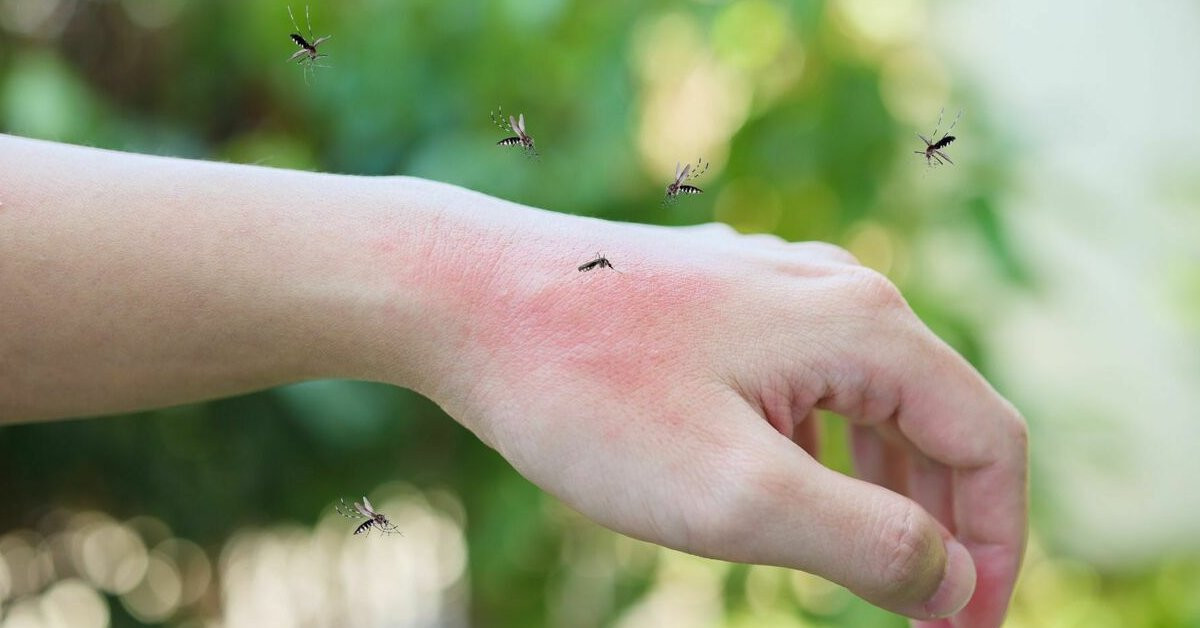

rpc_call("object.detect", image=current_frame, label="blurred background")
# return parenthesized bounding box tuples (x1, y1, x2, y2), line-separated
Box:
(1, 0, 1198, 626)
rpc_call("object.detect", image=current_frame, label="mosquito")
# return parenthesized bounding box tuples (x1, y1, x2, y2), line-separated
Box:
(664, 158, 708, 204)
(915, 108, 962, 166)
(287, 5, 331, 83)
(335, 497, 400, 536)
(578, 252, 619, 273)
(491, 108, 537, 157)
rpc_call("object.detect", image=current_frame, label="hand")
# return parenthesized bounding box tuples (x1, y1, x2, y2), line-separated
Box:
(424, 218, 1027, 626)
(0, 134, 1025, 624)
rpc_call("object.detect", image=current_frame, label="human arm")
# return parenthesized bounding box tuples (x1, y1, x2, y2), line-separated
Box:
(0, 134, 1026, 625)
(0, 133, 462, 417)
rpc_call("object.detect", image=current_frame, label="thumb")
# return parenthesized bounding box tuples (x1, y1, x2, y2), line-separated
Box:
(704, 421, 976, 620)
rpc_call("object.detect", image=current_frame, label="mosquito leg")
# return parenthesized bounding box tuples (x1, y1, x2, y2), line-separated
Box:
(336, 500, 356, 519)
(306, 5, 314, 41)
(931, 107, 945, 140)
(288, 5, 301, 34)
(944, 109, 963, 135)
(491, 109, 511, 133)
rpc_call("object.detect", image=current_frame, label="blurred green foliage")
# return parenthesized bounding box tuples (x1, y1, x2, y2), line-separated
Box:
(2, 0, 1198, 626)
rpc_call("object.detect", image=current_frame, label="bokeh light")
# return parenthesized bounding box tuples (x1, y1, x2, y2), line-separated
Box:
(37, 579, 108, 628)
(633, 12, 748, 184)
(78, 519, 148, 594)
(217, 489, 468, 627)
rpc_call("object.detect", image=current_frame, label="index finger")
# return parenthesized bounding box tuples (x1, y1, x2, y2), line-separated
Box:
(811, 269, 1028, 625)
(891, 332, 1029, 627)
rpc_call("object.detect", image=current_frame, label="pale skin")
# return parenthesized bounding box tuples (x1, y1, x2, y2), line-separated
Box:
(0, 134, 1027, 626)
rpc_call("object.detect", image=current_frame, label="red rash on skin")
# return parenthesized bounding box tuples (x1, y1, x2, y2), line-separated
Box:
(474, 267, 732, 406)
(492, 270, 724, 393)
(371, 220, 734, 406)
(370, 239, 397, 255)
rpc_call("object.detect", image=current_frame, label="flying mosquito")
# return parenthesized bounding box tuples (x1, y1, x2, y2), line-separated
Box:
(664, 158, 708, 204)
(914, 108, 962, 166)
(287, 5, 331, 83)
(491, 108, 537, 157)
(578, 252, 619, 273)
(335, 497, 400, 536)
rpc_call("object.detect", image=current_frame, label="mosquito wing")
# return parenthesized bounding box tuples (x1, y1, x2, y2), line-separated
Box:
(356, 497, 376, 518)
(311, 35, 331, 47)
(676, 163, 692, 185)
(518, 113, 528, 137)
(288, 48, 308, 62)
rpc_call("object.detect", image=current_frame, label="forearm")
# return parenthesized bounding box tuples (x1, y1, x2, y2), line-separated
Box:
(0, 135, 499, 421)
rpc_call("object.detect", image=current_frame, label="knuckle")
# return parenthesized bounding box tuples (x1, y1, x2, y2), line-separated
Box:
(839, 266, 908, 313)
(747, 233, 788, 247)
(1003, 403, 1029, 454)
(802, 242, 860, 265)
(696, 222, 738, 236)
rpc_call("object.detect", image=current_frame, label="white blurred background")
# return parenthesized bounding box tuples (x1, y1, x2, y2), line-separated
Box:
(939, 0, 1200, 566)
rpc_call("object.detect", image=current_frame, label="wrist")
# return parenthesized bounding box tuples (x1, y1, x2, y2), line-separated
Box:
(327, 178, 554, 402)
(339, 179, 628, 422)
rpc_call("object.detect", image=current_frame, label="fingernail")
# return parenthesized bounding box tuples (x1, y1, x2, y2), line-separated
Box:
(923, 538, 975, 618)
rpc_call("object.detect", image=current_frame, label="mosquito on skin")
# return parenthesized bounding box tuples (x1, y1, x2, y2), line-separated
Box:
(335, 497, 400, 536)
(578, 252, 620, 273)
(915, 108, 962, 166)
(664, 158, 708, 205)
(287, 5, 331, 83)
(491, 108, 537, 157)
